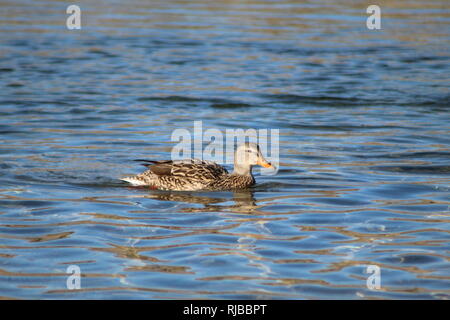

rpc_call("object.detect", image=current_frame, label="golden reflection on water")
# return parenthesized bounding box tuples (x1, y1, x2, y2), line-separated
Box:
(1, 182, 449, 298)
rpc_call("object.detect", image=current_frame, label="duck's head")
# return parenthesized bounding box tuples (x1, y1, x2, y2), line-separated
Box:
(234, 142, 273, 174)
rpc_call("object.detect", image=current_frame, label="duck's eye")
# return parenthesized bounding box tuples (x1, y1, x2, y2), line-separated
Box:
(246, 150, 252, 153)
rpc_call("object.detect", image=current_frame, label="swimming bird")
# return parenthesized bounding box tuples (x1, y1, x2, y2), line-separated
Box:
(121, 142, 273, 191)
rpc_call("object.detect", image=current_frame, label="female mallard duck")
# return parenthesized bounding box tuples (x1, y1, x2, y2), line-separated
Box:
(121, 142, 273, 191)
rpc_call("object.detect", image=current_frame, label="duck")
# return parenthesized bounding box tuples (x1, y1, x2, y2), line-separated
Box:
(121, 142, 273, 191)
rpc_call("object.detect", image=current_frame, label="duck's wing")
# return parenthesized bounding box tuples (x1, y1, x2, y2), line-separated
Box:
(134, 159, 228, 180)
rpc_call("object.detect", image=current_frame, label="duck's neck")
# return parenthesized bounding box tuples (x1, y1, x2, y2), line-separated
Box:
(233, 161, 253, 176)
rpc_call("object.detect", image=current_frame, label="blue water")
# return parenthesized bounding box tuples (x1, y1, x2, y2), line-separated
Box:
(0, 0, 449, 299)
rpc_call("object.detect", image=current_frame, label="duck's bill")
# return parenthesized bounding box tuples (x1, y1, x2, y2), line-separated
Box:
(258, 160, 273, 168)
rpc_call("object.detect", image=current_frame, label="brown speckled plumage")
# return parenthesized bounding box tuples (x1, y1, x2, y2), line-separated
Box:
(121, 143, 273, 191)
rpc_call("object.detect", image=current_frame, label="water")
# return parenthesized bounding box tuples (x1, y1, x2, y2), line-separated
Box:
(0, 0, 449, 299)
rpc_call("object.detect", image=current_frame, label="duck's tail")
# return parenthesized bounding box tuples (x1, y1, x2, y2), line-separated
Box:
(120, 175, 150, 186)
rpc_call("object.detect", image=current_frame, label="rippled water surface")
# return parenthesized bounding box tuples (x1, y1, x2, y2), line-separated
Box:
(1, 0, 449, 299)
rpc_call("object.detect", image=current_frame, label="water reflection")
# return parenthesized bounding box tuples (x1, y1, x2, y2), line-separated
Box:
(140, 189, 258, 214)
